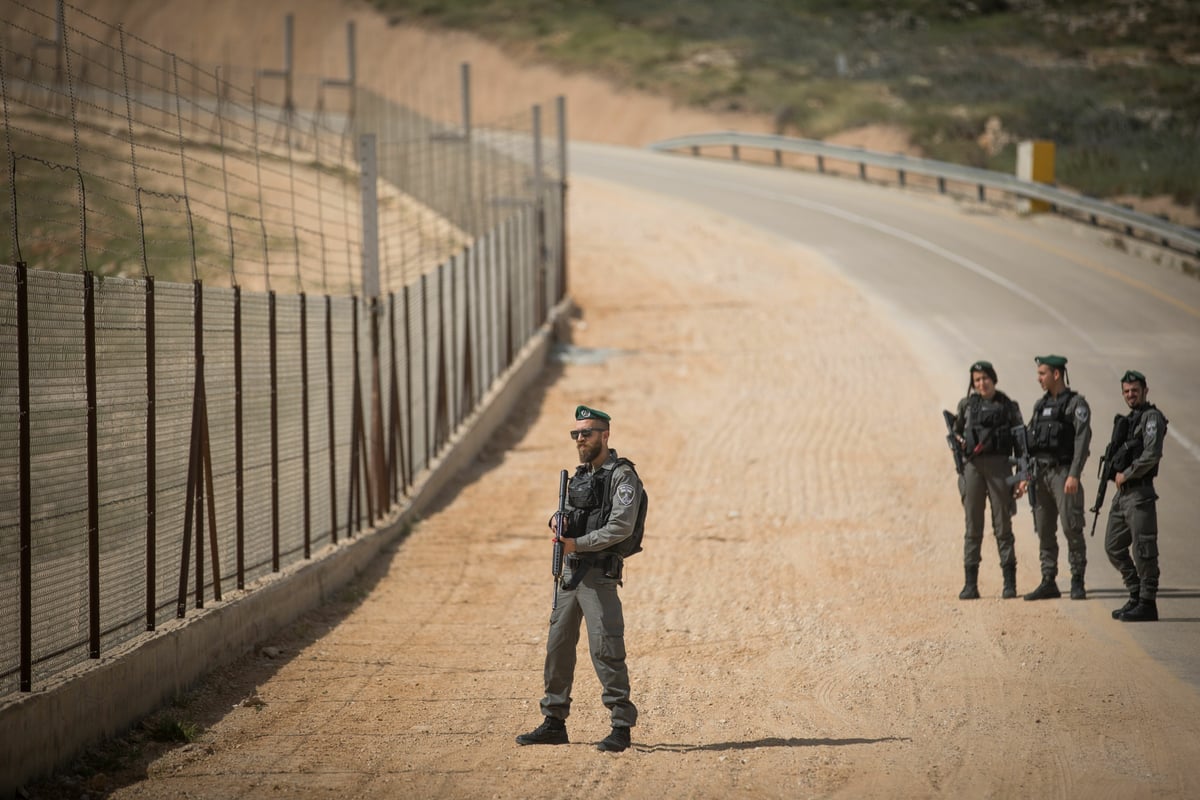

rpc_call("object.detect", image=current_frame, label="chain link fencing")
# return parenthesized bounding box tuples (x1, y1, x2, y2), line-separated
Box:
(0, 0, 568, 697)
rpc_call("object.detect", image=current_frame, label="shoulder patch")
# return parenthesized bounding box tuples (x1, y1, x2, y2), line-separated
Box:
(615, 483, 636, 506)
(1146, 417, 1158, 439)
(1075, 404, 1089, 423)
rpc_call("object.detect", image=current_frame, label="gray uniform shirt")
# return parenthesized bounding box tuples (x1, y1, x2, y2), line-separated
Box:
(1064, 392, 1092, 480)
(570, 452, 642, 554)
(1124, 405, 1167, 481)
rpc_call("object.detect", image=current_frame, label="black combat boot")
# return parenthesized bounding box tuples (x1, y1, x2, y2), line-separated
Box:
(1024, 574, 1061, 601)
(958, 565, 980, 600)
(516, 717, 568, 746)
(1119, 599, 1158, 622)
(596, 726, 631, 752)
(1112, 591, 1139, 620)
(1001, 565, 1017, 599)
(1070, 574, 1086, 600)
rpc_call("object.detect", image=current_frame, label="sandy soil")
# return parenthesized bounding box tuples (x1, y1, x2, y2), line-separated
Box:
(20, 2, 1200, 798)
(26, 173, 1200, 800)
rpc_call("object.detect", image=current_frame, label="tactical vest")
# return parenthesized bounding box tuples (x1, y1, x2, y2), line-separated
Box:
(1112, 404, 1164, 479)
(566, 455, 646, 558)
(964, 392, 1015, 456)
(1029, 389, 1077, 464)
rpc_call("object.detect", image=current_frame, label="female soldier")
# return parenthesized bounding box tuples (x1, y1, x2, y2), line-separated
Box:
(952, 361, 1024, 599)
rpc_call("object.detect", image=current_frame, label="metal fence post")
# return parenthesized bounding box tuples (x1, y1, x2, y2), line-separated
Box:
(531, 104, 546, 325)
(145, 276, 156, 630)
(269, 290, 280, 571)
(17, 262, 32, 692)
(402, 284, 415, 488)
(556, 95, 568, 304)
(358, 134, 380, 300)
(300, 293, 311, 559)
(325, 295, 338, 543)
(357, 133, 387, 511)
(234, 286, 245, 588)
(461, 63, 475, 237)
(84, 271, 100, 658)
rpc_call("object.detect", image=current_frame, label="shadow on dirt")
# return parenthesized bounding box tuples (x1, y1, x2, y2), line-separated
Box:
(636, 735, 910, 753)
(1089, 587, 1200, 599)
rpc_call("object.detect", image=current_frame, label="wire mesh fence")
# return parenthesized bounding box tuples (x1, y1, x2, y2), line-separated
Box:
(1, 1, 568, 697)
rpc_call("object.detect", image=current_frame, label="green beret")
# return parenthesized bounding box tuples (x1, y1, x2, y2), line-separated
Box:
(574, 405, 611, 423)
(1121, 369, 1147, 385)
(1035, 354, 1068, 370)
(970, 360, 997, 381)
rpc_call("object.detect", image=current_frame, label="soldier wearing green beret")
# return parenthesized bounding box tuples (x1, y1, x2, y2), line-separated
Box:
(950, 361, 1024, 599)
(1016, 355, 1093, 600)
(1102, 370, 1169, 622)
(517, 404, 643, 753)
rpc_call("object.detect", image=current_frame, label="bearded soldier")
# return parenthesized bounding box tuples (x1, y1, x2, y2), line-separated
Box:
(1016, 355, 1092, 601)
(951, 361, 1024, 599)
(517, 405, 643, 753)
(1103, 370, 1169, 622)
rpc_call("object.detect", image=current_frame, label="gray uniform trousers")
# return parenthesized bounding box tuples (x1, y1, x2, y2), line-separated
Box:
(541, 562, 637, 728)
(962, 453, 1016, 569)
(1104, 483, 1160, 600)
(1032, 462, 1087, 578)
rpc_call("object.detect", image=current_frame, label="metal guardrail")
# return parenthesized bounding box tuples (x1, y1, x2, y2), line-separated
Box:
(649, 131, 1200, 258)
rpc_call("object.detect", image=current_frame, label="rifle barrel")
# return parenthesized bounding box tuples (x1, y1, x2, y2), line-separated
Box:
(551, 469, 568, 609)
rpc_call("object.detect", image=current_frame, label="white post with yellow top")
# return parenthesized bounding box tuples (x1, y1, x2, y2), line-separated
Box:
(1016, 140, 1055, 214)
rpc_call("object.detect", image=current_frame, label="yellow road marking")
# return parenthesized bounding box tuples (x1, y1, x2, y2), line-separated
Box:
(946, 207, 1200, 320)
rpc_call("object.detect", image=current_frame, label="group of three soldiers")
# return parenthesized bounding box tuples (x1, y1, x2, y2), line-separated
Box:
(950, 355, 1168, 621)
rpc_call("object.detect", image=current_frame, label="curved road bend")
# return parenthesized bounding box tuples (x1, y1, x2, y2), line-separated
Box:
(569, 141, 1200, 690)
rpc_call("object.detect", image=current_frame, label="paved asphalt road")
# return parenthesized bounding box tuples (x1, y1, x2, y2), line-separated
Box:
(569, 140, 1200, 690)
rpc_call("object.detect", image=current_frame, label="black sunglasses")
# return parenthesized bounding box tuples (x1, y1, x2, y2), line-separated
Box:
(570, 428, 606, 440)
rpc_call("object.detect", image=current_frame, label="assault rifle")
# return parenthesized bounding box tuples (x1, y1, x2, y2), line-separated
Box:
(1090, 414, 1130, 537)
(1008, 425, 1038, 512)
(551, 469, 568, 610)
(942, 410, 966, 475)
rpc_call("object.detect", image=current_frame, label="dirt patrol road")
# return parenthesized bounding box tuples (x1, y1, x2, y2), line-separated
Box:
(27, 1, 1200, 797)
(39, 171, 1199, 800)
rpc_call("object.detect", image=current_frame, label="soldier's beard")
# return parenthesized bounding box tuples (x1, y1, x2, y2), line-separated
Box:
(578, 441, 601, 464)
